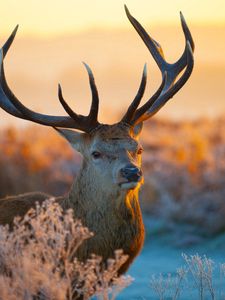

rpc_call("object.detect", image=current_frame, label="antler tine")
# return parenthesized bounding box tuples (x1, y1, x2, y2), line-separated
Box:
(0, 27, 101, 132)
(83, 62, 99, 125)
(132, 71, 167, 123)
(174, 12, 195, 68)
(58, 83, 80, 121)
(124, 5, 167, 73)
(0, 50, 23, 118)
(180, 12, 194, 51)
(121, 63, 147, 124)
(2, 25, 19, 58)
(0, 27, 26, 119)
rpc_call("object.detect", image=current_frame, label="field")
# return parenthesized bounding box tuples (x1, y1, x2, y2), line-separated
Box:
(1, 118, 225, 237)
(0, 118, 225, 299)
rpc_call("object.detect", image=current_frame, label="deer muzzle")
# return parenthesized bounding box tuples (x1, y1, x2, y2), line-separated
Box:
(120, 165, 142, 183)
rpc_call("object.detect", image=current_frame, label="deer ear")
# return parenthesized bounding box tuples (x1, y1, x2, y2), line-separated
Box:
(133, 122, 143, 138)
(54, 128, 84, 152)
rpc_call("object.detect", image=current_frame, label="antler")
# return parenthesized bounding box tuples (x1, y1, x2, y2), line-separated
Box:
(0, 27, 100, 133)
(0, 6, 194, 132)
(122, 5, 194, 125)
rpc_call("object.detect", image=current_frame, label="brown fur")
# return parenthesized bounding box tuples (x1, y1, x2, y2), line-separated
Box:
(0, 123, 145, 274)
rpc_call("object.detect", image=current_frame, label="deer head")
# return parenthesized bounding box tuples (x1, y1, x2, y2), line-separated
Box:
(0, 6, 194, 194)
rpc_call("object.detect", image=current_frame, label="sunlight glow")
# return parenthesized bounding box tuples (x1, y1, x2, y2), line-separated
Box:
(0, 0, 225, 37)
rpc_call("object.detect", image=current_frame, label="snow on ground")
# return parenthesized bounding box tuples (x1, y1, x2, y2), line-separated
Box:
(118, 217, 225, 300)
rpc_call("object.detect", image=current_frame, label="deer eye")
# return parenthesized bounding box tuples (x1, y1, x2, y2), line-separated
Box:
(92, 151, 102, 159)
(137, 147, 143, 155)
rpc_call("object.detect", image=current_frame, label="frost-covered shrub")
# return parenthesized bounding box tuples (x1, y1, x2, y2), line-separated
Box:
(0, 199, 132, 300)
(150, 253, 225, 300)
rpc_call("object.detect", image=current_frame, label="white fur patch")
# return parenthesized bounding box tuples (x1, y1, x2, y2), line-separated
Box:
(120, 182, 139, 190)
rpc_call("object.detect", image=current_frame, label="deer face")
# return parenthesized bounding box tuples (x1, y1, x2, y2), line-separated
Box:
(57, 123, 144, 192)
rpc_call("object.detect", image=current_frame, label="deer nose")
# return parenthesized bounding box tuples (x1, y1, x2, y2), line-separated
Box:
(120, 165, 142, 182)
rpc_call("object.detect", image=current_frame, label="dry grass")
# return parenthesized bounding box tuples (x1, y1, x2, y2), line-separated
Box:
(0, 126, 77, 197)
(141, 118, 225, 238)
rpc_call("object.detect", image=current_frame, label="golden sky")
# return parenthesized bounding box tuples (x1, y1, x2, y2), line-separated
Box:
(1, 0, 225, 37)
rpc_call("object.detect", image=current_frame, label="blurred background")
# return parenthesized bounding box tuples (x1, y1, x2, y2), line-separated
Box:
(0, 1, 225, 299)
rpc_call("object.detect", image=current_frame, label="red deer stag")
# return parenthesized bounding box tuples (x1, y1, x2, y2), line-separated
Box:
(0, 6, 194, 275)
